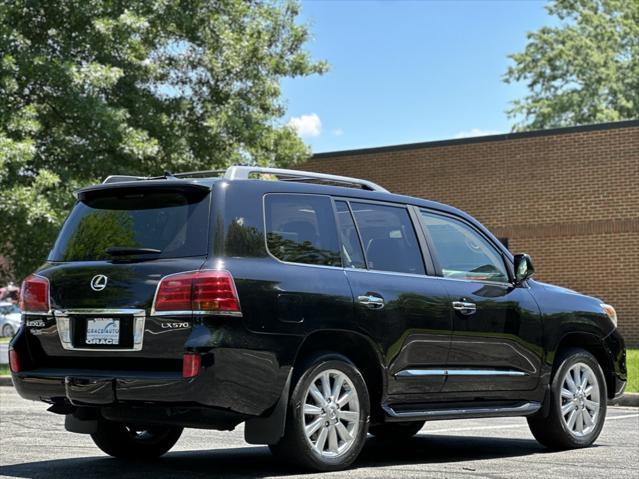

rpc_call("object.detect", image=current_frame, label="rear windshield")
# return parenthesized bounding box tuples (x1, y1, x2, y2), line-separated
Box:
(49, 189, 210, 261)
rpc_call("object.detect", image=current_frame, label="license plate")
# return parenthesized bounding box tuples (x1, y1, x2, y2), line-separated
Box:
(86, 318, 120, 345)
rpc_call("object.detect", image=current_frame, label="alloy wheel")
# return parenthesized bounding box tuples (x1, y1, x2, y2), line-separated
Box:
(560, 362, 601, 437)
(302, 369, 361, 458)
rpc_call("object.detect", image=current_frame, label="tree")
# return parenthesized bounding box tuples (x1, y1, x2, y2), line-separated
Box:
(504, 0, 638, 131)
(0, 0, 326, 281)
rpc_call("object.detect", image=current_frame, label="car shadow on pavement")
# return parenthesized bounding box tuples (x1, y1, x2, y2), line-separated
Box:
(0, 434, 550, 478)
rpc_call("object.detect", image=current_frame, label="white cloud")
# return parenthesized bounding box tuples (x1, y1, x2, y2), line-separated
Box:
(453, 128, 502, 139)
(332, 128, 344, 136)
(288, 113, 322, 138)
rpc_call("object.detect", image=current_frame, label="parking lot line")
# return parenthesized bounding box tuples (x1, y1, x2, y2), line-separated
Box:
(606, 413, 639, 421)
(425, 412, 638, 434)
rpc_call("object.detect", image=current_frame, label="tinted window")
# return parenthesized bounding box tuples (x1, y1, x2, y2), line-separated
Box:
(421, 211, 509, 283)
(265, 194, 341, 267)
(49, 189, 210, 261)
(335, 201, 366, 269)
(350, 202, 424, 275)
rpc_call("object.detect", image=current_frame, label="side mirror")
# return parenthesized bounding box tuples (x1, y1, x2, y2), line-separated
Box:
(513, 253, 535, 284)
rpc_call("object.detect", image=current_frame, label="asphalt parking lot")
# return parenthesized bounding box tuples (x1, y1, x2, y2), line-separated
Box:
(0, 386, 637, 479)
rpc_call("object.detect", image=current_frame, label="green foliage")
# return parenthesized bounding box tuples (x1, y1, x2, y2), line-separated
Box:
(0, 0, 326, 281)
(59, 210, 138, 261)
(504, 0, 639, 130)
(266, 232, 342, 266)
(628, 349, 639, 393)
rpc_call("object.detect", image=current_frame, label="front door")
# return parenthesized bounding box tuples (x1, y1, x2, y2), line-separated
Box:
(419, 210, 543, 394)
(336, 200, 452, 397)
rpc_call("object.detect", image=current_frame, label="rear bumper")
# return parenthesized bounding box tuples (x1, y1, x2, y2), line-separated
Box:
(11, 349, 291, 418)
(10, 317, 296, 421)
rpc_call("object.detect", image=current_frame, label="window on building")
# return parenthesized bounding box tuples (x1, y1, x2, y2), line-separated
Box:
(420, 211, 509, 283)
(334, 201, 366, 269)
(265, 194, 341, 267)
(350, 202, 425, 275)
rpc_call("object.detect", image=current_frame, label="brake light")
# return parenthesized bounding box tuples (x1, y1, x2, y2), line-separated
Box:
(9, 349, 21, 373)
(182, 352, 201, 378)
(153, 270, 241, 314)
(19, 275, 50, 313)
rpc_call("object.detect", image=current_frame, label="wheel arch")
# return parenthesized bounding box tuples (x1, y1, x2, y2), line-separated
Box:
(553, 331, 616, 399)
(293, 329, 387, 421)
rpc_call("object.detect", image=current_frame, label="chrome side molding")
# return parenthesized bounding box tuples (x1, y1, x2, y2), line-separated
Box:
(395, 368, 528, 378)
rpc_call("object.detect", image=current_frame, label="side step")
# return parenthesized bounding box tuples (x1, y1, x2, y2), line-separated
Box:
(383, 401, 541, 422)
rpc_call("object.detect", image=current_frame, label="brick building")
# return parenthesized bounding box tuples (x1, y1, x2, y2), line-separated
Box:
(299, 120, 639, 344)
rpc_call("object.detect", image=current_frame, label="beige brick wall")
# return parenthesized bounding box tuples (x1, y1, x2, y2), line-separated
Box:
(300, 122, 639, 344)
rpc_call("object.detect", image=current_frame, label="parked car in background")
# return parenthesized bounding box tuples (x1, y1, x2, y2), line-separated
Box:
(0, 302, 21, 337)
(9, 166, 626, 471)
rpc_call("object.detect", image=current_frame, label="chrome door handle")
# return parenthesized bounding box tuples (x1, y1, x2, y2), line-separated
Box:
(452, 301, 476, 315)
(358, 294, 385, 310)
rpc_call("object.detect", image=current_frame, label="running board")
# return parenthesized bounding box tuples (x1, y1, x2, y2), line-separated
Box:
(382, 401, 541, 422)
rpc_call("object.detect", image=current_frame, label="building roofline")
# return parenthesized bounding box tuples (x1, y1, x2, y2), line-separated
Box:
(311, 119, 639, 159)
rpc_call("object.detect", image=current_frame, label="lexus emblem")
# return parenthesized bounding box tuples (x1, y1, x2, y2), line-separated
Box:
(90, 274, 108, 292)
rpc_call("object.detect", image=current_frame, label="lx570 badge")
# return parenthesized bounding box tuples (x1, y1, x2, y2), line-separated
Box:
(26, 319, 46, 328)
(161, 322, 190, 329)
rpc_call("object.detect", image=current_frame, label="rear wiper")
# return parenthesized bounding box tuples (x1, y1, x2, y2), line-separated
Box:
(106, 246, 162, 256)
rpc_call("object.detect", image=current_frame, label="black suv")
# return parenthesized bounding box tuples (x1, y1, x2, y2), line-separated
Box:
(10, 166, 626, 471)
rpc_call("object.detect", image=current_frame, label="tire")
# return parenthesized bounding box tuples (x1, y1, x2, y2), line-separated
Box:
(269, 353, 370, 471)
(91, 420, 183, 459)
(528, 347, 607, 450)
(2, 324, 14, 337)
(369, 420, 425, 440)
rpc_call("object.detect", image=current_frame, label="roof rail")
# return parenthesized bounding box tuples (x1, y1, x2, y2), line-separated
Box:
(101, 166, 389, 192)
(173, 169, 226, 178)
(102, 175, 148, 184)
(223, 166, 389, 192)
(102, 170, 226, 184)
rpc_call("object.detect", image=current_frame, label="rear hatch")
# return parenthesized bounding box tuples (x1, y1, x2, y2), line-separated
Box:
(26, 181, 212, 370)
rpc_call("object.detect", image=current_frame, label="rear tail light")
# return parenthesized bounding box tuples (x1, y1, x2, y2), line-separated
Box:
(153, 270, 241, 315)
(182, 352, 201, 378)
(19, 274, 50, 313)
(9, 349, 21, 373)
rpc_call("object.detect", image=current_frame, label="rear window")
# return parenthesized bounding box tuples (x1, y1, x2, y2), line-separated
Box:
(265, 194, 341, 267)
(49, 189, 210, 261)
(350, 202, 425, 275)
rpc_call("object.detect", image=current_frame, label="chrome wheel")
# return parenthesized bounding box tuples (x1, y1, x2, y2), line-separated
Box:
(302, 369, 360, 458)
(560, 362, 600, 437)
(2, 324, 14, 337)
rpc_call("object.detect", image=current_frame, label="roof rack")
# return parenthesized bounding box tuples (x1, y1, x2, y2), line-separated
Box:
(223, 166, 389, 192)
(102, 175, 148, 184)
(102, 166, 389, 192)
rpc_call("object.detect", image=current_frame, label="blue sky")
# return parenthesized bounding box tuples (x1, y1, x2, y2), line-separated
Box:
(281, 0, 552, 153)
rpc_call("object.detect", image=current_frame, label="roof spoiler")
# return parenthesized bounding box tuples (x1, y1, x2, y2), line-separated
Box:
(74, 180, 211, 201)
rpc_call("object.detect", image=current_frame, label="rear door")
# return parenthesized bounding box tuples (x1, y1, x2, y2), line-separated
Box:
(235, 193, 354, 337)
(31, 183, 211, 364)
(418, 210, 543, 393)
(338, 199, 452, 396)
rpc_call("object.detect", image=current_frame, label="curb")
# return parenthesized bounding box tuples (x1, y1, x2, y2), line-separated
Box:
(0, 376, 13, 387)
(610, 392, 639, 408)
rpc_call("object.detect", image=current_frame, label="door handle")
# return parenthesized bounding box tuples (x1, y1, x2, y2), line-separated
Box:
(452, 301, 476, 315)
(358, 294, 385, 310)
